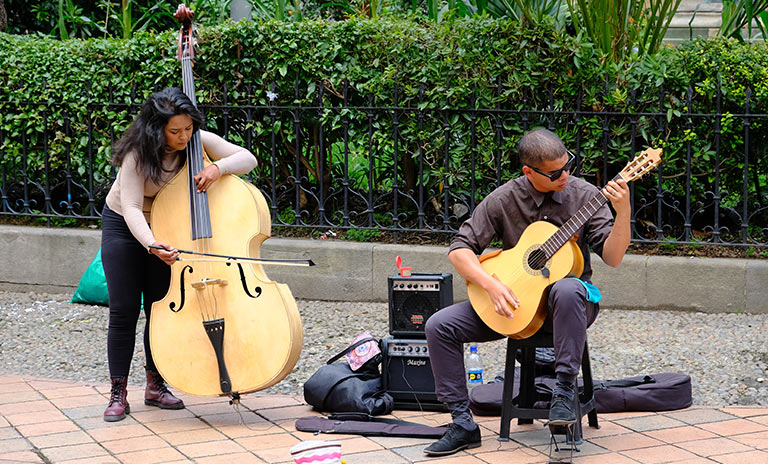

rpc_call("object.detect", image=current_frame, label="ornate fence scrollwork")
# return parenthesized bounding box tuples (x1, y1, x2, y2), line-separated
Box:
(1, 80, 766, 247)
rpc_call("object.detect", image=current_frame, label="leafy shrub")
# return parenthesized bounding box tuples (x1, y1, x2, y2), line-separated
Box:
(1, 18, 767, 242)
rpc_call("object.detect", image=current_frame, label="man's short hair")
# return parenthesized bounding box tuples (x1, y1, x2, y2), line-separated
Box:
(517, 128, 567, 166)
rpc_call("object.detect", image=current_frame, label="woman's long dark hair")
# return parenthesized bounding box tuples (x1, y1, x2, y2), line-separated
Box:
(112, 87, 204, 184)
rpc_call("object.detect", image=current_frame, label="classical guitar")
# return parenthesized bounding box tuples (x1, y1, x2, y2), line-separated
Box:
(467, 148, 662, 339)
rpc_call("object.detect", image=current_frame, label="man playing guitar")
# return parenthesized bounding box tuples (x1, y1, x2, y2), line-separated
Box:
(424, 128, 632, 456)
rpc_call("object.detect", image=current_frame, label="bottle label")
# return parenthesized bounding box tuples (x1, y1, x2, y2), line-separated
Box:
(467, 370, 483, 383)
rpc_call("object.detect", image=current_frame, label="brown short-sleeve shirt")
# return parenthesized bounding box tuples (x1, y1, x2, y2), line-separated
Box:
(449, 175, 614, 281)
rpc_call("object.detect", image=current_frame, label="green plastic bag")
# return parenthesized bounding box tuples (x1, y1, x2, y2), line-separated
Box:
(71, 247, 109, 306)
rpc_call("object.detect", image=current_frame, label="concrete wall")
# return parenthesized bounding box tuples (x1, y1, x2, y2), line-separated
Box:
(666, 0, 722, 44)
(666, 0, 765, 44)
(1, 225, 766, 314)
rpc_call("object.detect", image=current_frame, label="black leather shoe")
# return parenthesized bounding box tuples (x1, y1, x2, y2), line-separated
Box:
(548, 380, 577, 425)
(423, 423, 481, 456)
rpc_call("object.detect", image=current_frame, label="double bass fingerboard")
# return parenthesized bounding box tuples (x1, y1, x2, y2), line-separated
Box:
(180, 25, 212, 241)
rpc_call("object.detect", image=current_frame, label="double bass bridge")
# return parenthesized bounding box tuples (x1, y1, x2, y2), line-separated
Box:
(191, 278, 228, 289)
(192, 277, 229, 322)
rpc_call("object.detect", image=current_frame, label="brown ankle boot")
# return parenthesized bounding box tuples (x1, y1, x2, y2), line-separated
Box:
(104, 377, 130, 422)
(144, 369, 184, 410)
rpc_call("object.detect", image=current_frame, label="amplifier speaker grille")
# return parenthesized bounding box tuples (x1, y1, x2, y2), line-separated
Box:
(388, 273, 452, 338)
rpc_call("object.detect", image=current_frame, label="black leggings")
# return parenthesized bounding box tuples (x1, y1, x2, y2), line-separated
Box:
(101, 205, 170, 378)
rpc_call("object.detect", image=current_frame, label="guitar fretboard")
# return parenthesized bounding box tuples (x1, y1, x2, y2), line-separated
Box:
(540, 174, 622, 259)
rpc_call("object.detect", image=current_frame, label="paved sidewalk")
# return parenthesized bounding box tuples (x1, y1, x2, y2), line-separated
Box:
(1, 375, 767, 464)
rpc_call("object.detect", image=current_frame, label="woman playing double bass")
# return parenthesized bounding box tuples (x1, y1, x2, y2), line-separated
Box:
(101, 87, 258, 422)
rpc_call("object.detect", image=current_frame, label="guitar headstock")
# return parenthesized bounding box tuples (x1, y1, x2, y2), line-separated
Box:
(619, 148, 662, 182)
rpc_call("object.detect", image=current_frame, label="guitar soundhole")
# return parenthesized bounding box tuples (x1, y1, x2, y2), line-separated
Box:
(527, 249, 547, 271)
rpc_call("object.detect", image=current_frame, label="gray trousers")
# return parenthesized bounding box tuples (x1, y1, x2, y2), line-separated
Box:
(424, 278, 598, 405)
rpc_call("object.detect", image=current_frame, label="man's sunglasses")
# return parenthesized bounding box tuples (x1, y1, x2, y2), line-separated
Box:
(525, 151, 576, 181)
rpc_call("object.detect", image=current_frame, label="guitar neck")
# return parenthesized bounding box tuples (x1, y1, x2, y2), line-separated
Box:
(540, 173, 623, 259)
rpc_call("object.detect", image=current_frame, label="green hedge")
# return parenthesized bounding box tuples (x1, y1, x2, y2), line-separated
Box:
(1, 18, 767, 239)
(4, 17, 765, 104)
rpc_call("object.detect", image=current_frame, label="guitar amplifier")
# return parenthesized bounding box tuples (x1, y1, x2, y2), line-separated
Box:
(381, 336, 447, 411)
(388, 273, 453, 338)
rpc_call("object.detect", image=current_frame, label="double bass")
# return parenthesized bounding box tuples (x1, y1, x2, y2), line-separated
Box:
(148, 4, 305, 398)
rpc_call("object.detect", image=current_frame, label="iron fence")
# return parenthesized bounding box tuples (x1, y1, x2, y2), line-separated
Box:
(1, 80, 766, 246)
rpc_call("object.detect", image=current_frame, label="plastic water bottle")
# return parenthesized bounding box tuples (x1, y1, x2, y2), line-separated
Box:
(466, 344, 484, 390)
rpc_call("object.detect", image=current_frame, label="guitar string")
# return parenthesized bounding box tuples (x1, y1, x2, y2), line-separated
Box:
(497, 191, 609, 280)
(520, 160, 657, 270)
(482, 182, 622, 309)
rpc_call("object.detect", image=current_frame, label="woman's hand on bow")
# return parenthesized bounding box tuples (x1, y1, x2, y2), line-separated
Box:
(150, 241, 179, 266)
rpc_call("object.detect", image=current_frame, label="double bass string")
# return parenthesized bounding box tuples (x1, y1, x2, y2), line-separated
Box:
(181, 37, 218, 323)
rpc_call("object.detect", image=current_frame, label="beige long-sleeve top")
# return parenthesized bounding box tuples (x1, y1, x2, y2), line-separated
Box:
(105, 130, 258, 250)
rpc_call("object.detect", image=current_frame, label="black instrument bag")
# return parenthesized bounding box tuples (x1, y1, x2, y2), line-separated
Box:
(303, 337, 394, 416)
(592, 373, 692, 413)
(295, 413, 446, 438)
(469, 372, 692, 415)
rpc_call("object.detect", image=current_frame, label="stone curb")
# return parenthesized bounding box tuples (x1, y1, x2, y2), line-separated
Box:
(1, 225, 766, 314)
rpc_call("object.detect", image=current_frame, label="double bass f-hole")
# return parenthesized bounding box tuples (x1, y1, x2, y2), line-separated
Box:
(168, 264, 231, 315)
(167, 260, 261, 316)
(226, 258, 262, 299)
(169, 265, 194, 313)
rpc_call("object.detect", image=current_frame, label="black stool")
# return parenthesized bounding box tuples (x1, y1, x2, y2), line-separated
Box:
(498, 331, 598, 443)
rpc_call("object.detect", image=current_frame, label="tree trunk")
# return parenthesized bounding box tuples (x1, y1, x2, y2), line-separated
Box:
(0, 0, 7, 33)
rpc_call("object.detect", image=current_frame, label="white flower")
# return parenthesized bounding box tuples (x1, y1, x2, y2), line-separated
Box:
(266, 91, 279, 102)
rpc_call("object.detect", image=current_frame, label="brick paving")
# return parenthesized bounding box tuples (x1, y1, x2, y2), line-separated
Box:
(1, 375, 767, 463)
